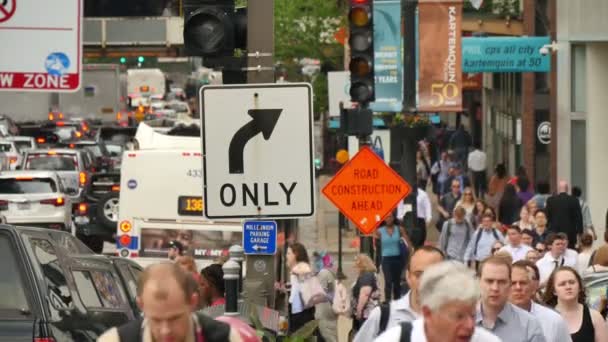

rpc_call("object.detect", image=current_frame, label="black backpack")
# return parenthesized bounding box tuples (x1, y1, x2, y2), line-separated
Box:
(473, 228, 501, 256)
(116, 312, 231, 342)
(378, 306, 412, 342)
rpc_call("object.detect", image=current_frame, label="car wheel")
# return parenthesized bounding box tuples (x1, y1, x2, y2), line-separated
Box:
(97, 192, 119, 229)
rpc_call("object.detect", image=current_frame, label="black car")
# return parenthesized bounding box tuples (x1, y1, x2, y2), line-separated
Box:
(73, 172, 120, 253)
(0, 225, 137, 341)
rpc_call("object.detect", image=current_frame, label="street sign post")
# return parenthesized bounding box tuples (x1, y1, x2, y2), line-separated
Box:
(243, 220, 277, 255)
(0, 0, 82, 92)
(200, 83, 315, 219)
(322, 146, 412, 234)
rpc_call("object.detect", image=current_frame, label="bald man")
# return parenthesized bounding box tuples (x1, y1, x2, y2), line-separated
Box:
(98, 263, 242, 342)
(545, 180, 583, 249)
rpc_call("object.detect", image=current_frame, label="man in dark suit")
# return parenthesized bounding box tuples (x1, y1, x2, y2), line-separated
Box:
(546, 180, 583, 249)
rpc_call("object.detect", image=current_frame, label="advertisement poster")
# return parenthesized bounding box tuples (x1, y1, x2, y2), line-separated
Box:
(418, 0, 463, 112)
(139, 228, 242, 259)
(370, 0, 403, 112)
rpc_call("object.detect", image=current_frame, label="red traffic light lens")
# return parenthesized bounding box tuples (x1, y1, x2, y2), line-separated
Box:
(350, 7, 370, 27)
(350, 32, 371, 52)
(350, 82, 373, 103)
(349, 57, 372, 77)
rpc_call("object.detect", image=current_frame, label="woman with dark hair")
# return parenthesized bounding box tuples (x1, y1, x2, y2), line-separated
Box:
(531, 181, 551, 210)
(543, 266, 608, 341)
(516, 176, 534, 204)
(472, 199, 488, 228)
(498, 184, 523, 226)
(284, 242, 318, 335)
(199, 263, 225, 307)
(487, 163, 508, 209)
(374, 211, 406, 301)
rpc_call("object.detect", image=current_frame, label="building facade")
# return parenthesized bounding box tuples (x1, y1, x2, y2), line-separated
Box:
(557, 0, 608, 240)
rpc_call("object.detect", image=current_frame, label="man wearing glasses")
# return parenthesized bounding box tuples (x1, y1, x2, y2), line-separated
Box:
(374, 261, 500, 342)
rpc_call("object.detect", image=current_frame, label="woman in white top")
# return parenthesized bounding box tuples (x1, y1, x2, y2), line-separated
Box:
(576, 233, 595, 275)
(513, 205, 535, 231)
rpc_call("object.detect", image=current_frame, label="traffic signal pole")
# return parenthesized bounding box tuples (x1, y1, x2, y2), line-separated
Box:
(401, 0, 419, 245)
(358, 133, 374, 259)
(242, 0, 278, 309)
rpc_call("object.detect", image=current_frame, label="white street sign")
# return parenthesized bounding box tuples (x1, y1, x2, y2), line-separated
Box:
(200, 83, 315, 219)
(0, 0, 82, 92)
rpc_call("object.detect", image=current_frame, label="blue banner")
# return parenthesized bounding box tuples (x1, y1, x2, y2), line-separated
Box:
(370, 0, 402, 113)
(462, 36, 551, 73)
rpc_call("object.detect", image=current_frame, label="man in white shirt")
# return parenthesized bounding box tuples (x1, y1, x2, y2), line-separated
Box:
(374, 261, 500, 342)
(536, 233, 577, 286)
(467, 144, 487, 198)
(510, 260, 572, 342)
(355, 247, 445, 342)
(500, 225, 533, 262)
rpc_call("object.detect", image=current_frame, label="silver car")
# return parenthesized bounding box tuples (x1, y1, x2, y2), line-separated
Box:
(0, 171, 73, 231)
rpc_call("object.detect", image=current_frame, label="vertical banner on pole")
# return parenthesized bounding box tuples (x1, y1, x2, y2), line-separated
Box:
(418, 0, 463, 112)
(370, 0, 403, 113)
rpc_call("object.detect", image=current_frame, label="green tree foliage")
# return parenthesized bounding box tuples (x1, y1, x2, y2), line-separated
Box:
(274, 0, 345, 116)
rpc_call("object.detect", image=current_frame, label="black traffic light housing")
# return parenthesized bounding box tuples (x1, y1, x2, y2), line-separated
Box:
(183, 0, 247, 57)
(348, 0, 375, 104)
(340, 106, 373, 137)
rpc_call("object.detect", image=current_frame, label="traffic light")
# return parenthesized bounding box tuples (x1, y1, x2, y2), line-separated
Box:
(348, 0, 375, 104)
(183, 0, 247, 57)
(340, 106, 373, 137)
(119, 57, 126, 64)
(137, 56, 145, 63)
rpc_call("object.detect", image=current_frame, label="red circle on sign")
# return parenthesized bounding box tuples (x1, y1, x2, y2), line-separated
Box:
(0, 0, 16, 24)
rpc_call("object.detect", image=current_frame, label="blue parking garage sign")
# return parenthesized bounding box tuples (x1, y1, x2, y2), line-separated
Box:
(243, 220, 277, 255)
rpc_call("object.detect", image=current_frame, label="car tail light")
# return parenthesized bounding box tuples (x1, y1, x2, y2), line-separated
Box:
(34, 338, 56, 342)
(75, 131, 82, 138)
(56, 121, 65, 127)
(111, 185, 120, 192)
(9, 157, 18, 164)
(48, 113, 54, 121)
(79, 172, 87, 186)
(0, 200, 8, 210)
(41, 198, 65, 206)
(36, 137, 46, 144)
(78, 203, 87, 215)
(119, 220, 132, 233)
(116, 112, 122, 121)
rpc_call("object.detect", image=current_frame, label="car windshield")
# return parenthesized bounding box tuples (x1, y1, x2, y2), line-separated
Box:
(54, 127, 77, 140)
(106, 144, 123, 155)
(167, 103, 189, 112)
(83, 145, 102, 158)
(13, 141, 32, 150)
(0, 143, 13, 152)
(27, 155, 77, 171)
(0, 178, 57, 194)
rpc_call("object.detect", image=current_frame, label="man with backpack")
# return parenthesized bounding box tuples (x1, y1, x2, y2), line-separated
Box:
(464, 213, 505, 270)
(374, 261, 500, 342)
(438, 206, 474, 262)
(98, 263, 243, 342)
(353, 247, 445, 342)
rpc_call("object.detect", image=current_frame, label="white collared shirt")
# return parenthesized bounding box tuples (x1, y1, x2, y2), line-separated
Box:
(499, 244, 533, 262)
(536, 253, 577, 285)
(374, 318, 501, 342)
(396, 190, 432, 223)
(468, 149, 487, 172)
(354, 291, 419, 342)
(529, 302, 572, 342)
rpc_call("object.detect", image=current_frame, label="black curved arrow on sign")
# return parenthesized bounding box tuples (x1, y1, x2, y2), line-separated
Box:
(229, 109, 283, 174)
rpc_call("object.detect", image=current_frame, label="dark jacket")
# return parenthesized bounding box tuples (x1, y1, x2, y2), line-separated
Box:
(546, 192, 584, 240)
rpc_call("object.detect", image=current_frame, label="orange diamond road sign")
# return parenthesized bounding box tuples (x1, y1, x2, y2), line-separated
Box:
(322, 146, 412, 234)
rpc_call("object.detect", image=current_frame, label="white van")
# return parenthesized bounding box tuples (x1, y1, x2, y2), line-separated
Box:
(116, 124, 242, 270)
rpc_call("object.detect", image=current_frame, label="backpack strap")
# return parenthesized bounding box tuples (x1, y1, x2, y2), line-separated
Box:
(379, 303, 391, 334)
(473, 229, 483, 256)
(399, 321, 413, 342)
(491, 228, 500, 241)
(116, 318, 143, 342)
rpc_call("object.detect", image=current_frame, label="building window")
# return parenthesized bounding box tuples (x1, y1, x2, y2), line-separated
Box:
(571, 45, 587, 113)
(570, 120, 587, 196)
